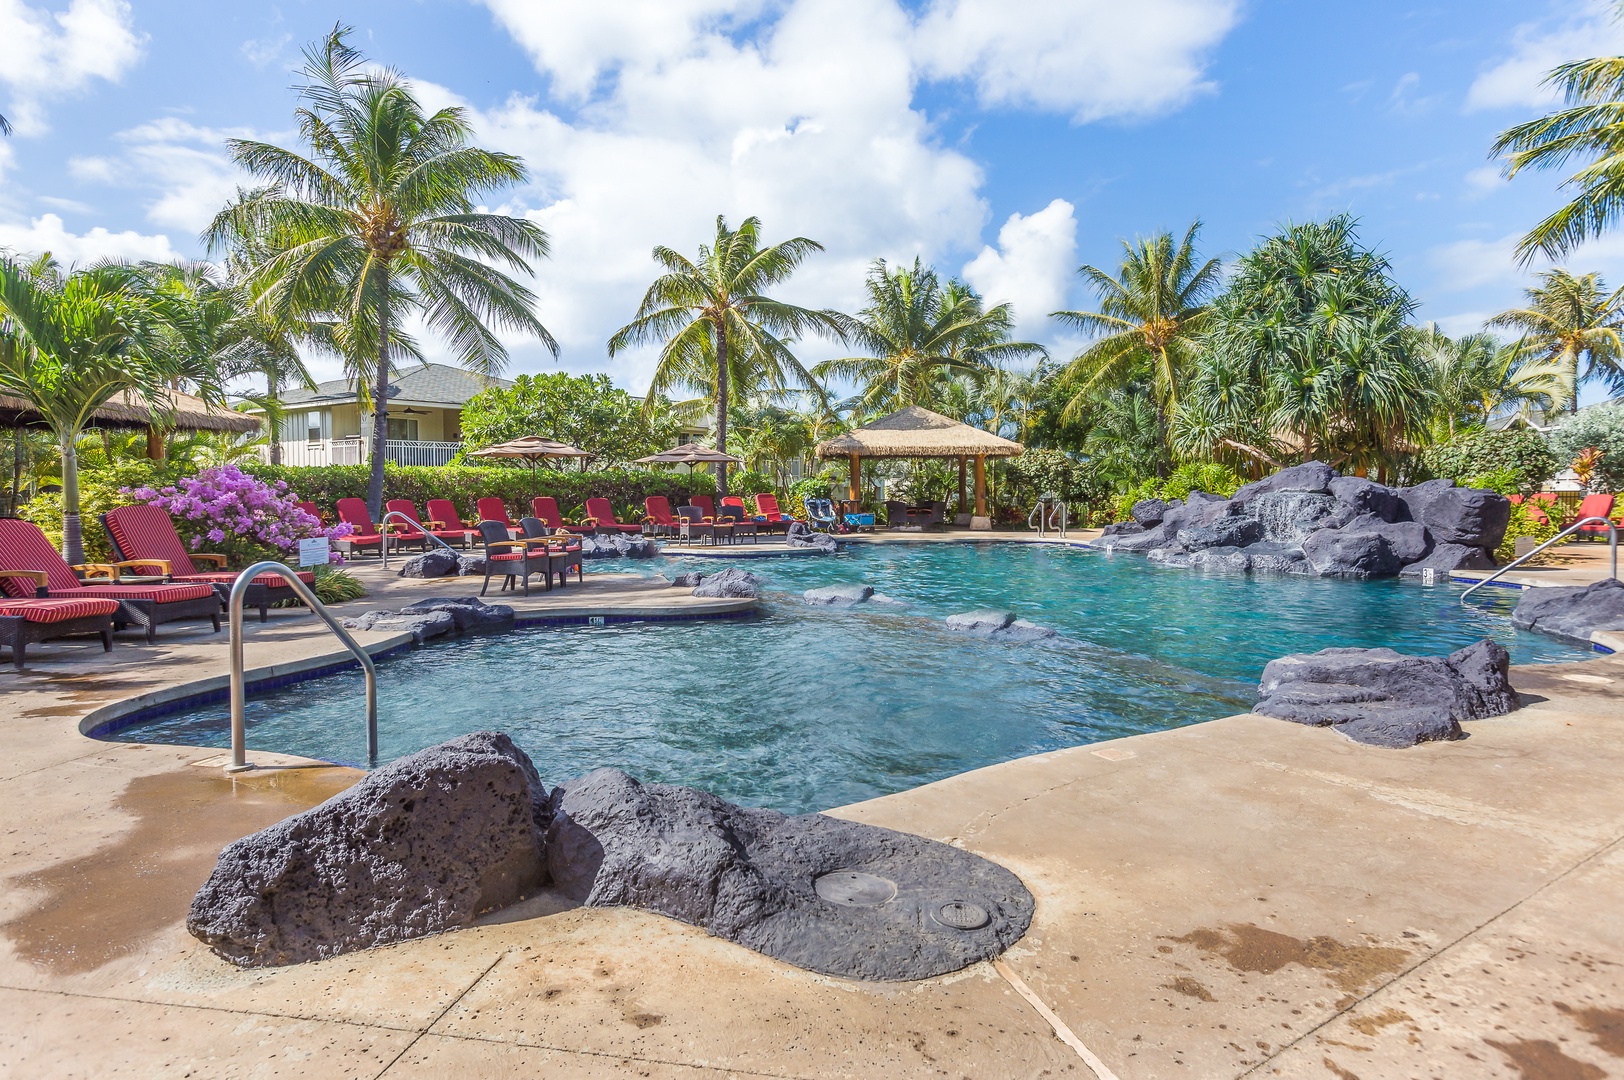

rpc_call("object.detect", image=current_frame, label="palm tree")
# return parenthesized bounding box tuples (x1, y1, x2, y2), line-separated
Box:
(608, 215, 840, 494)
(1491, 40, 1624, 262)
(1409, 324, 1561, 437)
(813, 259, 1043, 413)
(206, 26, 557, 515)
(1489, 269, 1624, 413)
(0, 256, 177, 563)
(1050, 221, 1222, 463)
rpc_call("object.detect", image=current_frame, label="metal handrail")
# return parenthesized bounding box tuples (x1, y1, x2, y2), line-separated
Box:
(379, 510, 461, 569)
(1028, 496, 1068, 538)
(227, 561, 378, 772)
(1459, 516, 1618, 606)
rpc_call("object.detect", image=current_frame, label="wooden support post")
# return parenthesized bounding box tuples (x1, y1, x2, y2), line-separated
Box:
(849, 453, 861, 502)
(973, 454, 987, 527)
(958, 456, 967, 512)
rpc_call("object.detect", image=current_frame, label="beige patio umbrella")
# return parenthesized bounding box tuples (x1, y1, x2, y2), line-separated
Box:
(468, 436, 592, 493)
(815, 405, 1023, 526)
(634, 442, 744, 466)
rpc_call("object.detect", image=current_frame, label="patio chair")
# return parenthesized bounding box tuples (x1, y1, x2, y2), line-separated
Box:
(425, 499, 477, 548)
(691, 495, 718, 522)
(103, 504, 316, 622)
(584, 497, 644, 535)
(334, 498, 388, 557)
(1575, 493, 1617, 538)
(386, 499, 469, 550)
(296, 501, 322, 522)
(805, 497, 837, 532)
(718, 506, 758, 543)
(752, 493, 791, 533)
(676, 505, 716, 545)
(532, 496, 592, 535)
(476, 520, 551, 597)
(0, 519, 221, 642)
(521, 517, 584, 586)
(0, 596, 119, 669)
(476, 497, 521, 537)
(643, 496, 679, 537)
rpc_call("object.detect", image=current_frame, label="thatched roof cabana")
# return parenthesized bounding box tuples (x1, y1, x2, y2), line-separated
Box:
(814, 406, 1023, 526)
(0, 388, 261, 434)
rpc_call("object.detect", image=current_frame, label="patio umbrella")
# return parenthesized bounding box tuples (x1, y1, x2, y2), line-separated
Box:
(468, 436, 592, 495)
(634, 442, 744, 465)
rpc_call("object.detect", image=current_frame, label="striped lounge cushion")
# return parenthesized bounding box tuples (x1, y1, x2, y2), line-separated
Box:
(489, 552, 527, 562)
(0, 518, 87, 596)
(176, 571, 316, 588)
(104, 504, 200, 575)
(0, 598, 121, 623)
(52, 583, 218, 603)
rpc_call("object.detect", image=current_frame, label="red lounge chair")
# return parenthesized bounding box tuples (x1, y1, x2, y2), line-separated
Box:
(690, 495, 717, 522)
(104, 504, 316, 622)
(386, 499, 469, 549)
(643, 496, 679, 536)
(477, 497, 522, 537)
(296, 501, 322, 522)
(584, 497, 643, 534)
(1575, 493, 1617, 538)
(531, 496, 592, 535)
(0, 519, 220, 642)
(333, 498, 390, 556)
(752, 492, 791, 533)
(0, 596, 119, 669)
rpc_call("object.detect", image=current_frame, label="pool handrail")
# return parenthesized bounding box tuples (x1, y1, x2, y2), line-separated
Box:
(227, 561, 378, 771)
(379, 510, 461, 570)
(1458, 516, 1617, 606)
(1028, 494, 1068, 538)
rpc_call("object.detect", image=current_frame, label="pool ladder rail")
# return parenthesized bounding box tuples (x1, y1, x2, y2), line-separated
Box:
(226, 561, 378, 773)
(378, 510, 462, 570)
(1029, 495, 1068, 538)
(1458, 516, 1618, 606)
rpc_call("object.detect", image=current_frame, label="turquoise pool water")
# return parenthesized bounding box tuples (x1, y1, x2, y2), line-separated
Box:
(113, 543, 1593, 814)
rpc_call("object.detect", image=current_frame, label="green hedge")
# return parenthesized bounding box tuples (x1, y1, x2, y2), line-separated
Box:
(243, 463, 717, 524)
(1420, 429, 1557, 492)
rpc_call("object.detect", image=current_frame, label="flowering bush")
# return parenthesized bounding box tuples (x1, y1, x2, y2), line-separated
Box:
(126, 464, 352, 566)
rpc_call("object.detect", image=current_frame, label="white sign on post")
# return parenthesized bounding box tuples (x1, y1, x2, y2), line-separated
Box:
(297, 537, 330, 568)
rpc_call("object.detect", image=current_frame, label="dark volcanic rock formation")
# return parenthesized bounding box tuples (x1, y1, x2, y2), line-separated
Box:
(396, 548, 460, 578)
(340, 609, 456, 643)
(188, 732, 549, 967)
(1512, 578, 1624, 644)
(692, 566, 760, 598)
(546, 768, 1033, 981)
(1254, 639, 1519, 748)
(399, 595, 516, 633)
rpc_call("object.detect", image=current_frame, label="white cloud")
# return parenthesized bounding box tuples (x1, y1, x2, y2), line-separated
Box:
(961, 199, 1078, 337)
(0, 0, 145, 133)
(1467, 2, 1624, 112)
(0, 212, 175, 264)
(916, 0, 1239, 122)
(1464, 166, 1503, 196)
(70, 118, 252, 233)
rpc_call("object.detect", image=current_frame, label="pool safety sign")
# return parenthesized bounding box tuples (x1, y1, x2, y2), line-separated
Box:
(298, 537, 330, 567)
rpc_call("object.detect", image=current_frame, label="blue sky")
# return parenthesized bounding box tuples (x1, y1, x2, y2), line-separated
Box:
(2, 0, 1621, 404)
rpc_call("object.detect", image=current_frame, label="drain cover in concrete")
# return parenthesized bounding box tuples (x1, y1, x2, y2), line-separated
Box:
(933, 901, 991, 930)
(814, 871, 898, 907)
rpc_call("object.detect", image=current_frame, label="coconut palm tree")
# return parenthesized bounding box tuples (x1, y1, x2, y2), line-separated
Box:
(1489, 269, 1624, 413)
(813, 259, 1044, 413)
(608, 215, 840, 495)
(1409, 324, 1562, 437)
(0, 256, 178, 563)
(206, 26, 557, 516)
(1491, 40, 1624, 262)
(1050, 221, 1222, 463)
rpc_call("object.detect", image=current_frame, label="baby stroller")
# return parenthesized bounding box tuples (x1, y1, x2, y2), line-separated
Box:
(805, 497, 838, 533)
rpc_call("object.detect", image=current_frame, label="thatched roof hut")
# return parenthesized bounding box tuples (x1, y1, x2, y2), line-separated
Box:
(814, 406, 1022, 526)
(0, 388, 261, 434)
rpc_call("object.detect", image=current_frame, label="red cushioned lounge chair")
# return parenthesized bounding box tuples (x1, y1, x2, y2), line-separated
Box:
(477, 496, 523, 538)
(0, 519, 220, 642)
(0, 596, 119, 669)
(584, 497, 643, 535)
(752, 492, 792, 534)
(529, 496, 574, 532)
(1575, 493, 1617, 538)
(333, 498, 388, 557)
(296, 501, 322, 521)
(103, 504, 315, 622)
(386, 499, 469, 549)
(643, 496, 679, 537)
(690, 495, 717, 522)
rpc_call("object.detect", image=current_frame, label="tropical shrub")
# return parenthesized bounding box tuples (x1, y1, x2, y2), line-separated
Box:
(457, 373, 681, 466)
(126, 464, 351, 566)
(307, 565, 366, 605)
(1112, 462, 1245, 521)
(1003, 450, 1111, 518)
(20, 459, 189, 563)
(1421, 428, 1558, 492)
(1496, 502, 1559, 564)
(1460, 468, 1522, 495)
(1547, 402, 1624, 491)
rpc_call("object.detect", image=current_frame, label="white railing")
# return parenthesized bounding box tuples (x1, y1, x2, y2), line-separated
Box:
(261, 438, 460, 468)
(384, 440, 460, 467)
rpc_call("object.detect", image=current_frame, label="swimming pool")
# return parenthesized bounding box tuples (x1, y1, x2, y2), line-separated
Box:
(112, 542, 1593, 814)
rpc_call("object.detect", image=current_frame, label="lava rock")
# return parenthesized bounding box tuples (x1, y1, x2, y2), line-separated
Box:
(545, 768, 1033, 981)
(340, 609, 456, 643)
(1177, 515, 1264, 551)
(456, 556, 486, 576)
(1512, 578, 1624, 644)
(1328, 476, 1404, 523)
(1302, 529, 1403, 578)
(671, 572, 706, 587)
(1147, 547, 1192, 567)
(787, 530, 838, 552)
(1399, 480, 1512, 549)
(399, 595, 516, 633)
(1250, 491, 1339, 542)
(803, 584, 875, 606)
(1095, 527, 1167, 552)
(1100, 520, 1146, 538)
(1337, 515, 1433, 564)
(991, 619, 1058, 641)
(396, 548, 460, 579)
(1187, 546, 1252, 572)
(692, 567, 760, 598)
(1130, 498, 1171, 526)
(188, 732, 549, 967)
(611, 534, 659, 558)
(1231, 460, 1337, 504)
(1248, 549, 1313, 575)
(1399, 544, 1497, 577)
(945, 609, 1017, 633)
(1254, 639, 1518, 748)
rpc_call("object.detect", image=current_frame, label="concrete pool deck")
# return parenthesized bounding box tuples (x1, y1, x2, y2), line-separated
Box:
(2, 559, 1624, 1077)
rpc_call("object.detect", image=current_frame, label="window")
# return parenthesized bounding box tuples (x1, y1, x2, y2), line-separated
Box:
(305, 411, 323, 443)
(386, 417, 418, 442)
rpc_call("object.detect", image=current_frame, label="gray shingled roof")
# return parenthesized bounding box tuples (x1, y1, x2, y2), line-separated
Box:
(278, 363, 514, 408)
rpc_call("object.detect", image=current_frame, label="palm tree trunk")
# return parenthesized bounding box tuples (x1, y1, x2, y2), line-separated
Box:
(366, 270, 391, 518)
(267, 377, 283, 467)
(9, 429, 22, 517)
(59, 430, 85, 566)
(714, 322, 729, 497)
